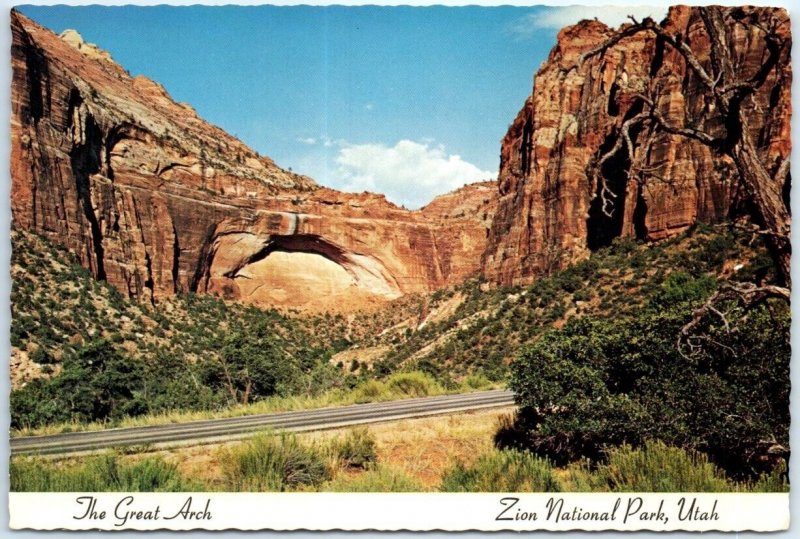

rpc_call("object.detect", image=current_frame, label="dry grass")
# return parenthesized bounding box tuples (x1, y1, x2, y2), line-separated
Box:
(366, 408, 509, 488)
(139, 406, 513, 491)
(16, 409, 785, 493)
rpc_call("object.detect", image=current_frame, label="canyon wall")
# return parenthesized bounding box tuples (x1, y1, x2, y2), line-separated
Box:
(11, 7, 790, 307)
(10, 11, 496, 311)
(482, 6, 791, 285)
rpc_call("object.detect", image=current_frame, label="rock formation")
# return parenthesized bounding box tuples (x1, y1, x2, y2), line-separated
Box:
(11, 6, 789, 308)
(482, 6, 791, 286)
(10, 11, 496, 311)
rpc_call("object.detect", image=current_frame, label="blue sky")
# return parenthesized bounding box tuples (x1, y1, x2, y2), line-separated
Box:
(17, 4, 667, 208)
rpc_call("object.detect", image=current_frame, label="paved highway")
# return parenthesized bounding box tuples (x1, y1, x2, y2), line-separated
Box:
(11, 389, 515, 456)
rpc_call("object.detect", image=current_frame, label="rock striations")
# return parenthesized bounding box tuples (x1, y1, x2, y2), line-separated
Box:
(10, 7, 790, 310)
(482, 6, 791, 286)
(10, 11, 496, 311)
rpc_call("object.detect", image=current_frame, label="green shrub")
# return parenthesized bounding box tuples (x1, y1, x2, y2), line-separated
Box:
(331, 428, 377, 470)
(505, 282, 789, 478)
(583, 442, 788, 493)
(554, 270, 583, 293)
(609, 237, 639, 256)
(649, 271, 716, 308)
(696, 234, 736, 271)
(462, 373, 492, 390)
(11, 454, 196, 492)
(572, 289, 592, 302)
(440, 449, 560, 492)
(353, 379, 389, 403)
(324, 465, 424, 492)
(30, 346, 56, 365)
(748, 463, 790, 493)
(220, 433, 330, 491)
(596, 442, 735, 492)
(735, 250, 774, 283)
(385, 371, 441, 398)
(11, 339, 147, 429)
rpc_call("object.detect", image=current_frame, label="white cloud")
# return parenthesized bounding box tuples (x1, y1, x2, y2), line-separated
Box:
(364, 103, 374, 111)
(333, 139, 495, 209)
(509, 5, 668, 37)
(296, 137, 317, 145)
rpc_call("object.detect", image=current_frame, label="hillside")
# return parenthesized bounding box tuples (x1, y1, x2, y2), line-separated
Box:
(11, 219, 774, 430)
(11, 229, 355, 423)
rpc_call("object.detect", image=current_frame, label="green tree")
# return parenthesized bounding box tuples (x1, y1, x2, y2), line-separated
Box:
(504, 275, 789, 478)
(11, 339, 144, 428)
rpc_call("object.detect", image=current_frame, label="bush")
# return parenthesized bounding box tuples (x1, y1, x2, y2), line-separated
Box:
(748, 463, 790, 493)
(11, 454, 196, 492)
(30, 346, 56, 365)
(440, 449, 560, 492)
(331, 428, 377, 470)
(324, 465, 424, 492)
(572, 289, 592, 303)
(560, 443, 788, 493)
(11, 339, 146, 428)
(554, 270, 583, 293)
(353, 379, 389, 403)
(385, 371, 441, 398)
(220, 433, 330, 491)
(649, 271, 716, 308)
(505, 279, 790, 479)
(595, 442, 736, 492)
(462, 373, 492, 390)
(586, 442, 787, 493)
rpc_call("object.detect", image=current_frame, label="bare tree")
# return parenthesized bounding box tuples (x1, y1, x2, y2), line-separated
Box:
(581, 7, 791, 291)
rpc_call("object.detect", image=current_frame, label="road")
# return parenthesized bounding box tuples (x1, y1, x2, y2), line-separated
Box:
(10, 389, 515, 456)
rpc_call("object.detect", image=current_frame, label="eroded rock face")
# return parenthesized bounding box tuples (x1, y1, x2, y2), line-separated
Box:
(482, 6, 791, 285)
(419, 181, 497, 286)
(10, 11, 497, 311)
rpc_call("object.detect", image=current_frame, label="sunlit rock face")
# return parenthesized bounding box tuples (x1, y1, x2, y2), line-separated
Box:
(482, 6, 791, 286)
(228, 249, 380, 308)
(10, 11, 498, 312)
(205, 233, 402, 311)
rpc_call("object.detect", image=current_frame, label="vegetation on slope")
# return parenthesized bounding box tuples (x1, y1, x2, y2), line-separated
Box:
(10, 222, 789, 485)
(494, 226, 788, 480)
(11, 230, 392, 430)
(360, 222, 774, 381)
(11, 427, 786, 493)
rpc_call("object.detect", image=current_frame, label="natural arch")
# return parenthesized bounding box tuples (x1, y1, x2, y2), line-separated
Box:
(205, 233, 402, 311)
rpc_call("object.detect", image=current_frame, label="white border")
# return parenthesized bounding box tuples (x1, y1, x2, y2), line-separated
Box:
(1, 0, 797, 536)
(7, 493, 791, 531)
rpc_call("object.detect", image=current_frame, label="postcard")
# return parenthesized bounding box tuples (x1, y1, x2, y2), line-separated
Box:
(6, 1, 792, 531)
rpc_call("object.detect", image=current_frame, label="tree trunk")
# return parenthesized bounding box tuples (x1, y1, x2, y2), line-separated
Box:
(704, 6, 792, 287)
(730, 129, 792, 287)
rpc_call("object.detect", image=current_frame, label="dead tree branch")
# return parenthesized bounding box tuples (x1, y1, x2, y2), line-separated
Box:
(581, 6, 792, 286)
(678, 281, 790, 357)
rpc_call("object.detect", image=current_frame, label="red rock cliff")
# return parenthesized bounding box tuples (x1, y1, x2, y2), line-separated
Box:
(10, 11, 496, 311)
(482, 6, 791, 285)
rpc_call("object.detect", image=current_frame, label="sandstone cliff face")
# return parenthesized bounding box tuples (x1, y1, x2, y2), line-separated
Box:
(419, 181, 496, 286)
(10, 11, 495, 311)
(482, 6, 791, 285)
